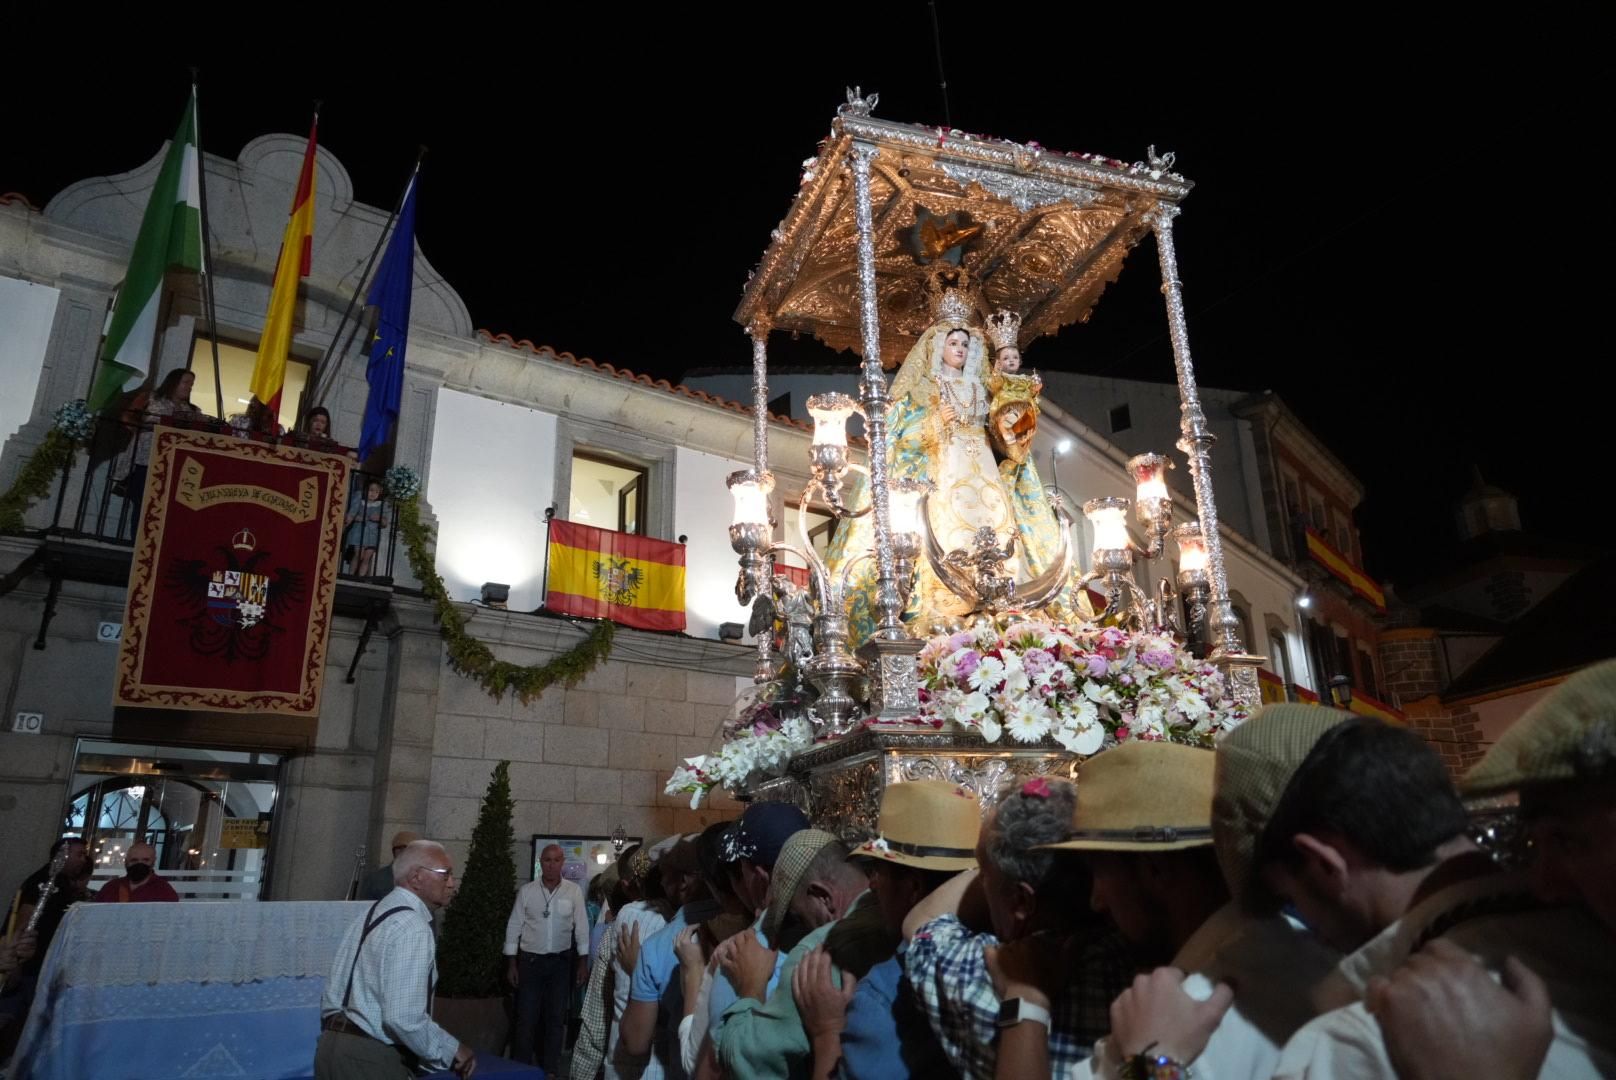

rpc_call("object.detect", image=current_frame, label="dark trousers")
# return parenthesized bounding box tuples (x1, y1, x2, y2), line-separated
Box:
(312, 1030, 413, 1079)
(512, 948, 573, 1072)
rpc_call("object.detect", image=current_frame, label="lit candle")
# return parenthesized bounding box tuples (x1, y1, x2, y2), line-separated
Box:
(888, 478, 929, 538)
(1085, 497, 1131, 555)
(1128, 453, 1171, 506)
(727, 470, 772, 528)
(807, 392, 859, 449)
(1175, 521, 1209, 574)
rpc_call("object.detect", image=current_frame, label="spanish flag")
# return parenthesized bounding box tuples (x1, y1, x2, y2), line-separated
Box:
(546, 520, 686, 632)
(249, 116, 318, 418)
(1302, 528, 1386, 610)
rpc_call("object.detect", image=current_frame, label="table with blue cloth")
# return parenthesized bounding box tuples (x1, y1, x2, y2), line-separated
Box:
(10, 900, 543, 1080)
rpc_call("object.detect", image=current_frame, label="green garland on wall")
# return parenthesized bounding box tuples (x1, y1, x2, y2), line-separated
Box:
(395, 494, 615, 703)
(0, 429, 77, 534)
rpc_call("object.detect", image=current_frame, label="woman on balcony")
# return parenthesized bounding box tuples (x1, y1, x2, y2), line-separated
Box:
(123, 368, 202, 504)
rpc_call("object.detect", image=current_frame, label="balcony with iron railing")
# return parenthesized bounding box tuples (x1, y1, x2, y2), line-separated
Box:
(3, 415, 400, 642)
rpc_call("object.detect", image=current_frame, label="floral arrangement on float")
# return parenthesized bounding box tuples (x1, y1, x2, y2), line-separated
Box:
(913, 620, 1245, 751)
(665, 679, 816, 809)
(665, 619, 1247, 808)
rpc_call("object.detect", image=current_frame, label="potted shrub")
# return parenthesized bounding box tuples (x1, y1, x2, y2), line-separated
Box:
(433, 760, 518, 1054)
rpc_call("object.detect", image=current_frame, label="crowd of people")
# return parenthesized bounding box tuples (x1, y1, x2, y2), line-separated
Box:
(549, 658, 1613, 1080)
(7, 659, 1613, 1079)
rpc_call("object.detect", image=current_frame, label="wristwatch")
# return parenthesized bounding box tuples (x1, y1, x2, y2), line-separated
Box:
(995, 996, 1052, 1030)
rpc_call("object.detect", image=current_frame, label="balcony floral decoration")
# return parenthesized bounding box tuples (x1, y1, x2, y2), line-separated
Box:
(916, 620, 1247, 752)
(382, 465, 422, 502)
(0, 399, 97, 534)
(391, 468, 614, 704)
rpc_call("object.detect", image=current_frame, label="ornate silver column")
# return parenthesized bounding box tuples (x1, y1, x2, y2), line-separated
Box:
(1148, 203, 1262, 707)
(749, 319, 776, 684)
(848, 142, 923, 719)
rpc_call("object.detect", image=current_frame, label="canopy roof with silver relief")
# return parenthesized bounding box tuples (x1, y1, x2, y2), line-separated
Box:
(734, 94, 1194, 367)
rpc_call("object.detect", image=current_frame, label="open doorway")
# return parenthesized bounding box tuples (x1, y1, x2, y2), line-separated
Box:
(63, 740, 284, 901)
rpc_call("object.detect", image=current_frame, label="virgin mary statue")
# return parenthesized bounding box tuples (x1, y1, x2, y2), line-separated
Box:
(826, 290, 1080, 643)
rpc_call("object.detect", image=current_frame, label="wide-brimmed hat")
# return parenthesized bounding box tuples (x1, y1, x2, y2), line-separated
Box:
(760, 829, 841, 944)
(1210, 702, 1354, 908)
(850, 780, 980, 871)
(1040, 740, 1215, 853)
(1464, 658, 1616, 796)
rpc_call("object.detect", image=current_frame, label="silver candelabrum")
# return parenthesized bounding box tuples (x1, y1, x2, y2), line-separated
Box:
(1075, 453, 1208, 636)
(728, 392, 930, 737)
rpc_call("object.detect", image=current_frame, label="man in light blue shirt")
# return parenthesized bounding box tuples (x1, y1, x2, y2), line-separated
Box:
(619, 838, 718, 1080)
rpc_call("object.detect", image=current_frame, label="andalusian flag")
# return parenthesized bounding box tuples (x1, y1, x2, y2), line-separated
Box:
(546, 520, 686, 631)
(87, 93, 203, 411)
(249, 117, 318, 416)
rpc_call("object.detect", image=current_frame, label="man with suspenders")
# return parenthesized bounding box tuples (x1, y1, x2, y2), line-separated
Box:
(315, 840, 477, 1079)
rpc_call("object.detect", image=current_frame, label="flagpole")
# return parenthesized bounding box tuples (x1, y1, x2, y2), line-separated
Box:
(539, 506, 556, 613)
(190, 72, 227, 422)
(309, 148, 425, 413)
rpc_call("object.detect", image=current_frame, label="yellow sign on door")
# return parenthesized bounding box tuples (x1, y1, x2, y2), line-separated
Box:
(220, 818, 269, 849)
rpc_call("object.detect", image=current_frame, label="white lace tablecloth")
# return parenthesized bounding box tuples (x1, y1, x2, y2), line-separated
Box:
(37, 899, 371, 986)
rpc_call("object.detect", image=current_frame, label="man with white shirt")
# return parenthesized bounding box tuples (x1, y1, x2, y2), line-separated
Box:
(316, 840, 475, 1080)
(506, 843, 590, 1073)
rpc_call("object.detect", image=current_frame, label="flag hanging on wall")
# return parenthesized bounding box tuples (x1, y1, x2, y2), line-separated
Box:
(545, 520, 686, 632)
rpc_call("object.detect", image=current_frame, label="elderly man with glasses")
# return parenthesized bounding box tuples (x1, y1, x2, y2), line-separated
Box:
(315, 840, 477, 1079)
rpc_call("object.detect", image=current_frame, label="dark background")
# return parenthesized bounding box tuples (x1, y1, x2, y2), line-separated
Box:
(3, 11, 1602, 584)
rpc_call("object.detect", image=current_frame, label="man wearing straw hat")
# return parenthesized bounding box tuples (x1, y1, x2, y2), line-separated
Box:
(993, 739, 1336, 1080)
(901, 777, 1132, 1080)
(791, 778, 981, 1079)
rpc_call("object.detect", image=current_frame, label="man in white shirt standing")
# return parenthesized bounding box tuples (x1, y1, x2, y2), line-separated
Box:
(506, 843, 590, 1073)
(316, 840, 475, 1080)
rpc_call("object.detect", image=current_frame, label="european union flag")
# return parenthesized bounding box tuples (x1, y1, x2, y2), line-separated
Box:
(358, 179, 417, 462)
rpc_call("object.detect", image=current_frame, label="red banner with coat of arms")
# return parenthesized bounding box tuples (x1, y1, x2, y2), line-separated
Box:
(115, 428, 350, 715)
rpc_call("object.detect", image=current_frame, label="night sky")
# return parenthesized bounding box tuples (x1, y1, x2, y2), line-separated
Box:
(3, 13, 1600, 586)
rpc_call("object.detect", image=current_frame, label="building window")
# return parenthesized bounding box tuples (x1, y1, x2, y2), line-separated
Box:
(1355, 645, 1381, 703)
(1268, 630, 1291, 686)
(189, 336, 314, 434)
(1308, 491, 1328, 534)
(1334, 631, 1355, 689)
(1333, 512, 1354, 561)
(569, 452, 648, 535)
(1281, 471, 1302, 520)
(1109, 404, 1132, 433)
(1229, 601, 1254, 652)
